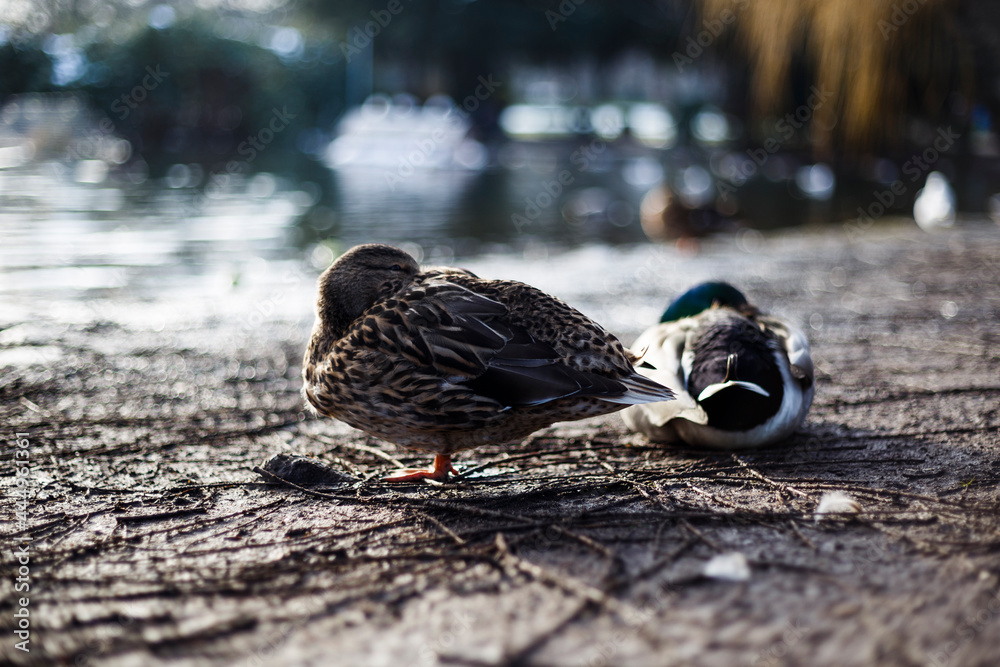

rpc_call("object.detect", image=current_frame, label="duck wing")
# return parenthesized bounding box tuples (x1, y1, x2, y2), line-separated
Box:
(367, 279, 670, 408)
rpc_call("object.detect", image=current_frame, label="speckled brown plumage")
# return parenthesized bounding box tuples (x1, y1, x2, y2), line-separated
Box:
(302, 244, 674, 481)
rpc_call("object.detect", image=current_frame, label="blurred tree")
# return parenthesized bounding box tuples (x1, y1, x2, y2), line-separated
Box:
(4, 0, 999, 172)
(0, 42, 53, 97)
(74, 20, 343, 177)
(699, 0, 974, 155)
(298, 0, 690, 95)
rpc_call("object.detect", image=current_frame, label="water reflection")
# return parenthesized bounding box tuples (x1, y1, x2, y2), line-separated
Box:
(1, 94, 992, 303)
(0, 140, 663, 300)
(329, 167, 482, 247)
(326, 94, 487, 171)
(315, 94, 651, 252)
(0, 164, 305, 296)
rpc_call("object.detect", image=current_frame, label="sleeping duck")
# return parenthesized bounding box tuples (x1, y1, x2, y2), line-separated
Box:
(621, 281, 813, 448)
(303, 244, 675, 481)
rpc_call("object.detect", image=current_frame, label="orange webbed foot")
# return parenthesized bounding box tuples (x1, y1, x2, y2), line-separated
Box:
(383, 454, 458, 483)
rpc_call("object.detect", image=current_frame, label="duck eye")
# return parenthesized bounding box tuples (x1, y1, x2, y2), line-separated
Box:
(388, 264, 405, 271)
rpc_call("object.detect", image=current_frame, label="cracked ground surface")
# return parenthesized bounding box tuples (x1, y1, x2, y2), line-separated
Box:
(2, 219, 999, 667)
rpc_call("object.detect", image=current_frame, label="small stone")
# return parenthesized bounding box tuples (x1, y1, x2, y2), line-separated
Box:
(260, 453, 357, 487)
(703, 552, 751, 582)
(814, 492, 862, 521)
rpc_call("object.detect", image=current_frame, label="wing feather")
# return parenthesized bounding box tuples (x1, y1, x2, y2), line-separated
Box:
(366, 278, 671, 409)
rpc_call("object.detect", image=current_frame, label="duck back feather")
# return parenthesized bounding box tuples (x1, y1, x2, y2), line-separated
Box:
(686, 311, 784, 430)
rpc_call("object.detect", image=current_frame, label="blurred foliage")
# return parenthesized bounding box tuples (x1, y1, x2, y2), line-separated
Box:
(700, 0, 974, 155)
(300, 0, 690, 86)
(80, 21, 343, 176)
(1, 0, 998, 173)
(0, 43, 53, 96)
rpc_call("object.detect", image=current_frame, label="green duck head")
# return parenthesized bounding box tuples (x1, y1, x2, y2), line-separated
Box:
(660, 281, 749, 323)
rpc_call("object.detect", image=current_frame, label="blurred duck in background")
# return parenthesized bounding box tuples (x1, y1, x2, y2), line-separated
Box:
(639, 174, 731, 251)
(622, 282, 814, 448)
(913, 171, 956, 232)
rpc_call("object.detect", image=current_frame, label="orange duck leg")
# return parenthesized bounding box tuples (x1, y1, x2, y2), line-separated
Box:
(383, 454, 458, 483)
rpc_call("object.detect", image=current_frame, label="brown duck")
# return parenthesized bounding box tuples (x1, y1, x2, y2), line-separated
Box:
(302, 244, 674, 482)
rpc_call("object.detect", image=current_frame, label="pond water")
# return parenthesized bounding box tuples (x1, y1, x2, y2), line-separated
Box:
(0, 135, 983, 310)
(0, 139, 668, 301)
(0, 142, 810, 350)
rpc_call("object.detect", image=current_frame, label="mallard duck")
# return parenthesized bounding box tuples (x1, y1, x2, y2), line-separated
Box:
(621, 282, 813, 448)
(303, 244, 674, 482)
(639, 179, 732, 250)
